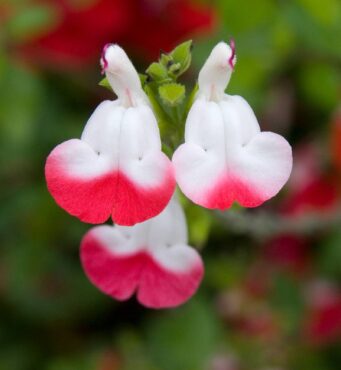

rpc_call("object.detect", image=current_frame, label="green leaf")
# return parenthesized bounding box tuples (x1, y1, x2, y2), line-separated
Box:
(158, 83, 185, 107)
(146, 62, 169, 82)
(98, 77, 112, 92)
(160, 53, 173, 67)
(144, 40, 192, 87)
(139, 73, 148, 86)
(168, 62, 182, 78)
(170, 40, 193, 75)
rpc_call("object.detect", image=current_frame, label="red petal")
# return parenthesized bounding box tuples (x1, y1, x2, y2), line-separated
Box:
(45, 141, 175, 225)
(200, 174, 264, 210)
(80, 228, 204, 309)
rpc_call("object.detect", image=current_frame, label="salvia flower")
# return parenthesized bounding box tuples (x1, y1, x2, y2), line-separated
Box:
(45, 44, 175, 225)
(173, 41, 293, 210)
(80, 197, 204, 308)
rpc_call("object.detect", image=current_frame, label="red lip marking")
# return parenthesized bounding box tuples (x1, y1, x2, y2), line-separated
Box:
(228, 38, 236, 69)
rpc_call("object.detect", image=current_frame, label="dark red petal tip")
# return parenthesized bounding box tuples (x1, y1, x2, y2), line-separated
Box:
(228, 38, 236, 69)
(101, 43, 112, 74)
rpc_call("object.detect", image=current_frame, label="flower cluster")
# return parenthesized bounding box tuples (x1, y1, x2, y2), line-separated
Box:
(45, 41, 293, 308)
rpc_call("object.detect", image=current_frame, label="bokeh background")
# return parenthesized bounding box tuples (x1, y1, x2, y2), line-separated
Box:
(1, 0, 341, 369)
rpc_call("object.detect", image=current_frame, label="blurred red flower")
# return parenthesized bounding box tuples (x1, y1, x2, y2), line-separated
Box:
(16, 0, 130, 68)
(243, 262, 272, 298)
(281, 143, 339, 217)
(263, 234, 308, 274)
(121, 0, 216, 59)
(303, 281, 341, 346)
(217, 288, 279, 341)
(15, 0, 216, 69)
(239, 311, 278, 341)
(282, 176, 339, 216)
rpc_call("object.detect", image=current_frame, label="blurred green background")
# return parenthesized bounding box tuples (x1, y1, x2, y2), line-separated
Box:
(1, 0, 341, 369)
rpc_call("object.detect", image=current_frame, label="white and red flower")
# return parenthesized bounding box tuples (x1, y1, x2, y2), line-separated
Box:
(45, 44, 175, 225)
(80, 198, 204, 308)
(173, 41, 293, 210)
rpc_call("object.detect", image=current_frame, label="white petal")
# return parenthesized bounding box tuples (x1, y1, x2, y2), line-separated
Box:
(232, 131, 293, 200)
(118, 105, 171, 188)
(220, 95, 260, 145)
(89, 225, 143, 256)
(173, 97, 292, 209)
(185, 99, 225, 152)
(81, 100, 123, 161)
